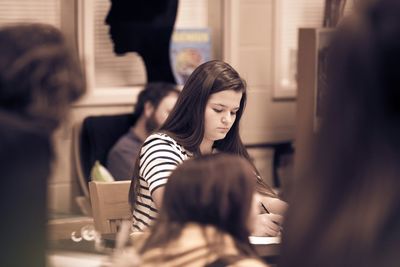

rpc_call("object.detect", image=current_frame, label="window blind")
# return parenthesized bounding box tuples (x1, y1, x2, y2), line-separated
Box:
(276, 0, 353, 90)
(0, 0, 60, 27)
(277, 0, 325, 89)
(175, 0, 208, 28)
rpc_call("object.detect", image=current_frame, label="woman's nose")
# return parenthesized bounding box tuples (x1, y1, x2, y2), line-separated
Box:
(222, 114, 231, 124)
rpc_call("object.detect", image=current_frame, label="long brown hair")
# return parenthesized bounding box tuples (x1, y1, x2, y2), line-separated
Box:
(140, 154, 258, 256)
(129, 60, 275, 209)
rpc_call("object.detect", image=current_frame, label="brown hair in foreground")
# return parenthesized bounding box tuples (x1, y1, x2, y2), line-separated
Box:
(0, 23, 85, 132)
(280, 1, 400, 267)
(140, 153, 258, 257)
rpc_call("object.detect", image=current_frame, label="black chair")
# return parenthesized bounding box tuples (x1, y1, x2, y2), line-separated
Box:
(73, 113, 137, 199)
(272, 142, 294, 188)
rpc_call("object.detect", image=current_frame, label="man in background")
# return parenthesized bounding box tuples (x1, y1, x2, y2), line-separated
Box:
(107, 82, 179, 180)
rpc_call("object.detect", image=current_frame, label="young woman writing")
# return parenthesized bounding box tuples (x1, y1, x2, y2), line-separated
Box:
(129, 60, 287, 236)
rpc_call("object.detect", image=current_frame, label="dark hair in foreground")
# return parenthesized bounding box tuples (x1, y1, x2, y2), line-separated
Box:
(0, 23, 85, 132)
(281, 1, 400, 267)
(132, 82, 179, 118)
(140, 153, 257, 256)
(0, 23, 85, 267)
(129, 60, 275, 208)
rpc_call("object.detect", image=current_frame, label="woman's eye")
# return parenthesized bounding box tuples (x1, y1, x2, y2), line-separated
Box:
(230, 111, 237, 116)
(213, 108, 223, 113)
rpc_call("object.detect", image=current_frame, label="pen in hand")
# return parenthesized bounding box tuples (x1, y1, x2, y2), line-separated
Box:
(261, 202, 270, 214)
(261, 202, 284, 231)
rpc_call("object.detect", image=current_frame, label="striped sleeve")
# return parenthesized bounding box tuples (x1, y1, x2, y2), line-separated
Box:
(139, 134, 185, 195)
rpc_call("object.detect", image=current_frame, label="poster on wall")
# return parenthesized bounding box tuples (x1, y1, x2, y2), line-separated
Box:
(170, 28, 211, 85)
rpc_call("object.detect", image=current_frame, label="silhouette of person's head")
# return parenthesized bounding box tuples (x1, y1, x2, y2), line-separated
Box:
(105, 0, 178, 83)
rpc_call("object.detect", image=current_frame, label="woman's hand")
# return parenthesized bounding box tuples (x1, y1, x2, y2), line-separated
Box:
(251, 213, 283, 237)
(261, 196, 288, 215)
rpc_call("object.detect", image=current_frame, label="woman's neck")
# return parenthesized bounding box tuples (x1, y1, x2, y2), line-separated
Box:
(131, 116, 148, 142)
(200, 139, 213, 155)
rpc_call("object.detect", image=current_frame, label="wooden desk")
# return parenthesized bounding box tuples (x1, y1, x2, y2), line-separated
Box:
(47, 251, 108, 267)
(250, 236, 281, 265)
(48, 214, 94, 241)
(47, 234, 280, 266)
(254, 243, 280, 257)
(47, 238, 111, 267)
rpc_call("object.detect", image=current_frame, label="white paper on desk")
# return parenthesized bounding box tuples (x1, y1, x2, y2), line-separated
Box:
(249, 236, 281, 245)
(47, 252, 109, 267)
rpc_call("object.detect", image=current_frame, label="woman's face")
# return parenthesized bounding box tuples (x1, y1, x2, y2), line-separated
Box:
(203, 90, 243, 142)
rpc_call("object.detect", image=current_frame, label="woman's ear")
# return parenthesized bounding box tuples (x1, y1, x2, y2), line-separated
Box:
(144, 101, 155, 118)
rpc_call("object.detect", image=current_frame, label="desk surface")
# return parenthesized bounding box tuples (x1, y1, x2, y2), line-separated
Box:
(47, 234, 280, 266)
(47, 251, 108, 267)
(102, 233, 281, 257)
(249, 236, 281, 258)
(47, 238, 111, 267)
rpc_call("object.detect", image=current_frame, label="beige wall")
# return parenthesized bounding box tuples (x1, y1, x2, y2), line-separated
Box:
(224, 0, 296, 145)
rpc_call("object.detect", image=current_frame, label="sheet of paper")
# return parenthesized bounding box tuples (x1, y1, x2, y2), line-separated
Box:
(249, 236, 281, 245)
(47, 252, 108, 267)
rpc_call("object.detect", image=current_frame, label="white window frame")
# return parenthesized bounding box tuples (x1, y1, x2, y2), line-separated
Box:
(271, 0, 352, 100)
(272, 0, 297, 100)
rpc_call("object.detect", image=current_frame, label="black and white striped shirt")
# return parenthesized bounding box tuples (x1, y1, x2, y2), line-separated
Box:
(132, 132, 192, 231)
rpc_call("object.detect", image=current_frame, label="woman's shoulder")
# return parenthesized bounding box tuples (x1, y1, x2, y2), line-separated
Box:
(144, 132, 177, 144)
(143, 132, 192, 157)
(142, 132, 180, 150)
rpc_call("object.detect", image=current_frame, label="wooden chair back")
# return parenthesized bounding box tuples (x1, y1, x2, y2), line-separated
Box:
(89, 181, 132, 234)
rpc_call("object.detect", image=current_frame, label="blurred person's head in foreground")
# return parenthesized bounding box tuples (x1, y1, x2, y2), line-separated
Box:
(0, 23, 85, 132)
(139, 153, 264, 265)
(281, 1, 400, 267)
(0, 23, 85, 267)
